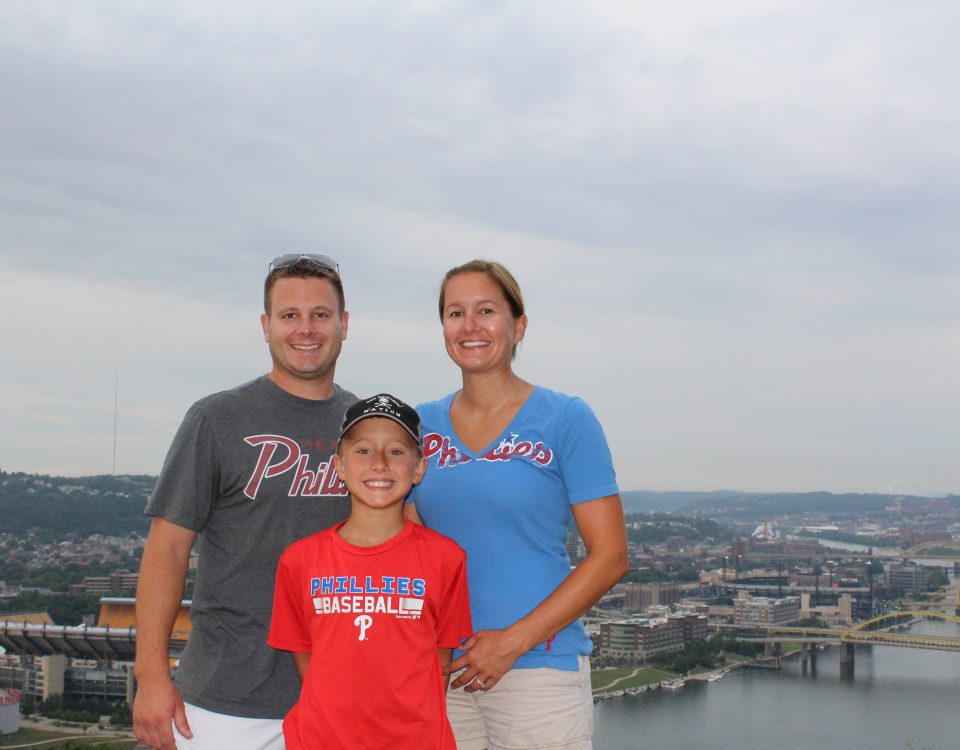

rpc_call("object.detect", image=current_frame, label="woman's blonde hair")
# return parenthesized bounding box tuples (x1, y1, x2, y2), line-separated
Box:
(438, 260, 525, 321)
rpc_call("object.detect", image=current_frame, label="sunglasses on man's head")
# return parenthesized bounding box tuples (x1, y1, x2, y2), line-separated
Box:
(268, 253, 340, 275)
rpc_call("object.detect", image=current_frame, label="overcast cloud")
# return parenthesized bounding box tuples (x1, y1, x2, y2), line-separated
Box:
(1, 0, 957, 494)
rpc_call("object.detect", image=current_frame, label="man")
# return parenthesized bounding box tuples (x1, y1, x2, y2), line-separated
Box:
(133, 254, 356, 750)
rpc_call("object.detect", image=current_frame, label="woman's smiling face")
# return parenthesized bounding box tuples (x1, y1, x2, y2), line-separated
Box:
(441, 272, 527, 375)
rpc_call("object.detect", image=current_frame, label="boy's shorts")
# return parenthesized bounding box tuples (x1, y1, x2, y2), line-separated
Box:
(173, 702, 285, 750)
(446, 655, 593, 750)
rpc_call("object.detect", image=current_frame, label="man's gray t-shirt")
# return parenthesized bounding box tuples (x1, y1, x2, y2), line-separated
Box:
(145, 376, 356, 719)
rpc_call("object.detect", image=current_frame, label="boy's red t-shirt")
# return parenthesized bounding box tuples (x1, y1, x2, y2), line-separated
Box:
(268, 518, 472, 750)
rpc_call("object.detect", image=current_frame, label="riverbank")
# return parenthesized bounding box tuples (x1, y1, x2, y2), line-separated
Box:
(591, 650, 798, 701)
(591, 666, 674, 693)
(1, 714, 136, 748)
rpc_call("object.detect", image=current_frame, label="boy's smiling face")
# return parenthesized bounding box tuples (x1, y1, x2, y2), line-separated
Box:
(333, 417, 426, 512)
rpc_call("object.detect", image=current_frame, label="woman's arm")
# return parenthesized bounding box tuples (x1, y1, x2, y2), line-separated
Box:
(448, 493, 628, 692)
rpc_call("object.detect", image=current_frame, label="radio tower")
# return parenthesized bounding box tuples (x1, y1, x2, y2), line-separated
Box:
(112, 371, 119, 475)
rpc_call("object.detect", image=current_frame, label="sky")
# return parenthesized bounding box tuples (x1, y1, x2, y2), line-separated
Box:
(1, 1, 957, 495)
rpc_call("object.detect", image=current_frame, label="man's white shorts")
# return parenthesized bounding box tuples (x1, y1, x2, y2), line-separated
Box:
(447, 656, 593, 750)
(172, 702, 285, 750)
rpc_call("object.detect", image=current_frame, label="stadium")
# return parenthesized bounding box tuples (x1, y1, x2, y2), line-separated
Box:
(0, 597, 191, 706)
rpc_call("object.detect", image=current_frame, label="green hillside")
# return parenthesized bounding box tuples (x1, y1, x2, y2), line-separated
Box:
(0, 471, 154, 539)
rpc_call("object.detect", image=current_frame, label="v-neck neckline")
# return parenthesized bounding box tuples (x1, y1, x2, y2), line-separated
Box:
(446, 386, 539, 458)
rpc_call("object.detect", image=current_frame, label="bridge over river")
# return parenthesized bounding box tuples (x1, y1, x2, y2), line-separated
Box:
(716, 610, 960, 670)
(743, 539, 960, 562)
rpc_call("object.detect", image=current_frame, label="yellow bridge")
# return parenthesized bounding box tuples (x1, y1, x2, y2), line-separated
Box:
(903, 540, 960, 557)
(717, 610, 960, 653)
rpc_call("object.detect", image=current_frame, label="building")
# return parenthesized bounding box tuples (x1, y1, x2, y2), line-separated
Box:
(110, 570, 139, 595)
(623, 583, 681, 612)
(884, 564, 928, 595)
(0, 612, 53, 626)
(0, 653, 136, 707)
(678, 612, 709, 643)
(566, 529, 582, 564)
(80, 577, 113, 595)
(0, 688, 20, 736)
(600, 617, 685, 660)
(67, 661, 134, 704)
(0, 654, 65, 703)
(599, 612, 707, 661)
(733, 594, 801, 626)
(0, 597, 190, 707)
(898, 526, 952, 547)
(800, 592, 854, 625)
(78, 570, 139, 596)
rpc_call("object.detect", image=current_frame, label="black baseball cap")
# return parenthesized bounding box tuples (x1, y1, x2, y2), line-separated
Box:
(337, 394, 422, 448)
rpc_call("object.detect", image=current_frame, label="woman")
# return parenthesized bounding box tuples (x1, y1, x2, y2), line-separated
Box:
(406, 260, 629, 750)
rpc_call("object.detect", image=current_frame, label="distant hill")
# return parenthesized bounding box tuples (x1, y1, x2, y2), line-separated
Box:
(620, 490, 744, 513)
(3, 471, 956, 538)
(0, 471, 155, 539)
(621, 489, 959, 519)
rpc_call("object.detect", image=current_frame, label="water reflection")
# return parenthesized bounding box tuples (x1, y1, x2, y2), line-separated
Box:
(594, 618, 960, 750)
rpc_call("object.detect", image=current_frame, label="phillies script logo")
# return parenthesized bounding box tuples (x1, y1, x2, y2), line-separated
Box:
(243, 434, 347, 499)
(423, 432, 554, 469)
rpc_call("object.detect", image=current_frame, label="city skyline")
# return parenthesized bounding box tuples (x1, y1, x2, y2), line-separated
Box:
(1, 2, 957, 494)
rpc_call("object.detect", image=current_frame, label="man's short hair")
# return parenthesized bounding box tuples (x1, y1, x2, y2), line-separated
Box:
(264, 260, 345, 315)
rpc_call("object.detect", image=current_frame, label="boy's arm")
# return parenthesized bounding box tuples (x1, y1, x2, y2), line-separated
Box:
(292, 651, 311, 681)
(438, 648, 454, 690)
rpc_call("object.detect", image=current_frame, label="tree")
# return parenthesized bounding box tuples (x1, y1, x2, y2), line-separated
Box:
(20, 693, 35, 714)
(926, 567, 949, 590)
(110, 704, 133, 727)
(0, 591, 101, 625)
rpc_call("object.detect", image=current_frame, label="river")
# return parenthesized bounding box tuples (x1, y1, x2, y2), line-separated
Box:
(594, 617, 960, 750)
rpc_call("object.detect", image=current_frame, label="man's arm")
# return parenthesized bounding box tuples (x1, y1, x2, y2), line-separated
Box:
(133, 517, 197, 750)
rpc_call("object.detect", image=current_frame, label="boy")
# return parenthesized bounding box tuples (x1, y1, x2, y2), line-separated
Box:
(268, 394, 472, 750)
